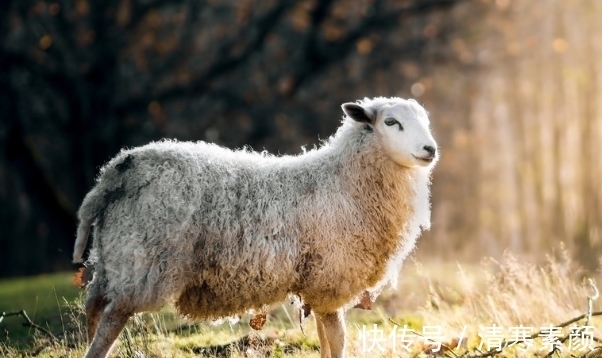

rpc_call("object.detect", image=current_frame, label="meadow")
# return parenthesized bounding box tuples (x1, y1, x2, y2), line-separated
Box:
(1, 248, 601, 357)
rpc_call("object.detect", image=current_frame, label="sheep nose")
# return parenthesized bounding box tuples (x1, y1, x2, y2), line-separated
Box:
(423, 145, 436, 157)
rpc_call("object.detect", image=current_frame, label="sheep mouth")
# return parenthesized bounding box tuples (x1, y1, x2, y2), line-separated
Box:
(413, 155, 434, 163)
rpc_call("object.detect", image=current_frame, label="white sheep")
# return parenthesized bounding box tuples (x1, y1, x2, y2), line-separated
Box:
(73, 97, 438, 358)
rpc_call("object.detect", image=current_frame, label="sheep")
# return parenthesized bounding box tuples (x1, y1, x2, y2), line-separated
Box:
(73, 96, 438, 358)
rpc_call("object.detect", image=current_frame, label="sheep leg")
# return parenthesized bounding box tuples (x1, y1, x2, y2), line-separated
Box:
(317, 310, 346, 358)
(84, 275, 108, 343)
(83, 301, 132, 358)
(85, 292, 107, 343)
(315, 314, 331, 358)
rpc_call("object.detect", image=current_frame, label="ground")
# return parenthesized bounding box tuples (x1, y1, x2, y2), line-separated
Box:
(1, 250, 601, 357)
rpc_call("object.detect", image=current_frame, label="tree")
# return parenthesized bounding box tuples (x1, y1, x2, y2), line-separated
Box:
(0, 0, 463, 277)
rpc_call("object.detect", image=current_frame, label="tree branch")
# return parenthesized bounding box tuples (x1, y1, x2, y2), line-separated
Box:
(114, 0, 297, 115)
(150, 0, 202, 76)
(0, 310, 59, 342)
(286, 0, 463, 95)
(127, 0, 188, 30)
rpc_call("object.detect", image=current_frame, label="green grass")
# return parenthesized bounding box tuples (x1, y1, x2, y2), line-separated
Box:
(0, 272, 80, 342)
(2, 253, 601, 357)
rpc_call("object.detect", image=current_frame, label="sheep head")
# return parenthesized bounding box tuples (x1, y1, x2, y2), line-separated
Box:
(342, 97, 438, 168)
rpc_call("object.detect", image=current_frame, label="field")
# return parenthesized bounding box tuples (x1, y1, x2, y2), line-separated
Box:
(1, 249, 601, 357)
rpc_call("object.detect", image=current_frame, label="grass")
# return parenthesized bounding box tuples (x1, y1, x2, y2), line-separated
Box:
(1, 248, 601, 357)
(0, 272, 80, 343)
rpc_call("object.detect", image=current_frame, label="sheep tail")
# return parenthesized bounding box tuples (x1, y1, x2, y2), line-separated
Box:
(73, 187, 103, 263)
(73, 153, 135, 263)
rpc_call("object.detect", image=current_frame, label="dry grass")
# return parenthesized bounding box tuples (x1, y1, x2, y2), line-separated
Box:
(416, 247, 602, 357)
(1, 246, 601, 357)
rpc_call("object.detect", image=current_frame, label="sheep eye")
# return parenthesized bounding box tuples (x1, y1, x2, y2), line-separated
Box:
(384, 118, 403, 130)
(384, 118, 397, 126)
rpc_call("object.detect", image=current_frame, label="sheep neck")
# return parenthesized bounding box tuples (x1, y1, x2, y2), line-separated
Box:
(295, 125, 431, 311)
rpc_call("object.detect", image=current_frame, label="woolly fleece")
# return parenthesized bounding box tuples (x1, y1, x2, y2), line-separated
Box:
(74, 97, 436, 320)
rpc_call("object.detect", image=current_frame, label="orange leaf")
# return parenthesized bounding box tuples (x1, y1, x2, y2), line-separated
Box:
(249, 311, 267, 330)
(73, 267, 86, 288)
(353, 291, 373, 310)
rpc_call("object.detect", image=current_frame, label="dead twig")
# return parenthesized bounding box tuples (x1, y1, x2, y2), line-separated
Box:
(0, 310, 58, 342)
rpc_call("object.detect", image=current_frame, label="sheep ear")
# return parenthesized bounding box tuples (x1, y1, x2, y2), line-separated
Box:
(342, 103, 374, 124)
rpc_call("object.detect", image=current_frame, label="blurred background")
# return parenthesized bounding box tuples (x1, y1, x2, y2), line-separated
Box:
(1, 0, 601, 279)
